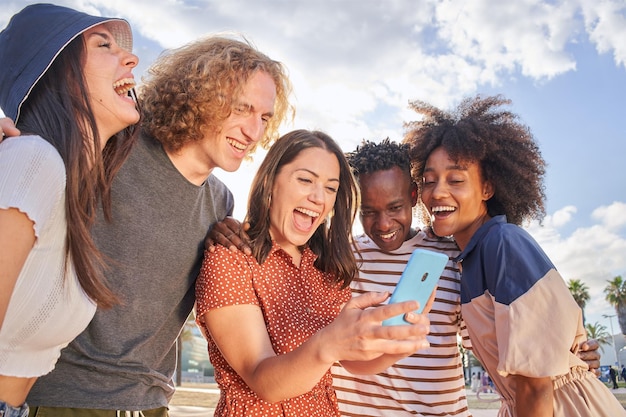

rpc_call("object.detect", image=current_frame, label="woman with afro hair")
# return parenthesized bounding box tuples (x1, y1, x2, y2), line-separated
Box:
(404, 95, 624, 417)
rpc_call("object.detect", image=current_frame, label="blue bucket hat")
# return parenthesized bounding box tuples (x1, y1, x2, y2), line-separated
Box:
(0, 3, 133, 123)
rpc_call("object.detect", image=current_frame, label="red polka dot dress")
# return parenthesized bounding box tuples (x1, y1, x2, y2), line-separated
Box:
(196, 243, 351, 416)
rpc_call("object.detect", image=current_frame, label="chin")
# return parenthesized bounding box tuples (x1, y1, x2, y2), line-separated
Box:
(432, 227, 452, 238)
(118, 111, 140, 128)
(221, 161, 244, 173)
(379, 243, 402, 253)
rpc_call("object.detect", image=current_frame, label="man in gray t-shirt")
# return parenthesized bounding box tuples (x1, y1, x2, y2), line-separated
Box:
(25, 36, 293, 415)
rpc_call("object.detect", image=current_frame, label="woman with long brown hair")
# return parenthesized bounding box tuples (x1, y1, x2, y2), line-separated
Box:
(0, 4, 140, 415)
(196, 129, 432, 416)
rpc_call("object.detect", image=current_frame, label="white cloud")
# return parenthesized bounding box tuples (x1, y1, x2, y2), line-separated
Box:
(527, 203, 626, 330)
(578, 0, 626, 68)
(433, 0, 579, 80)
(524, 205, 576, 247)
(3, 0, 613, 146)
(94, 0, 238, 49)
(550, 205, 578, 229)
(23, 0, 584, 144)
(592, 201, 626, 230)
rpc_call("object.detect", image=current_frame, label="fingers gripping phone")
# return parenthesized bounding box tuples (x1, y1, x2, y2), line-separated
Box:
(382, 248, 449, 326)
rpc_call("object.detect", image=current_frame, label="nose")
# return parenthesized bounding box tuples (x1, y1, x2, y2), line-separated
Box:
(241, 114, 265, 144)
(122, 50, 139, 69)
(376, 211, 393, 230)
(430, 179, 449, 199)
(309, 184, 325, 204)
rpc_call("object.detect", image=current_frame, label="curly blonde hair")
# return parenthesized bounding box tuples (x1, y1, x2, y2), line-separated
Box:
(139, 35, 293, 153)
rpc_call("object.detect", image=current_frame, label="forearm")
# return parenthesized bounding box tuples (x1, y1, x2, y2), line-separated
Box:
(514, 375, 553, 417)
(207, 292, 430, 403)
(340, 352, 406, 375)
(204, 304, 335, 404)
(245, 328, 335, 403)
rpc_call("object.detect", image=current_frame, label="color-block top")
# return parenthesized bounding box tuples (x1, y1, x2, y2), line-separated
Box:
(457, 215, 625, 416)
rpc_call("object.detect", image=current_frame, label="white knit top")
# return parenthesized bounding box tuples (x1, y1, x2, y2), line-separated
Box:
(0, 135, 96, 377)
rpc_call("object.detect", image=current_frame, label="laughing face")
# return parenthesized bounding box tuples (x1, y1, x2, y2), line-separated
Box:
(269, 146, 340, 260)
(202, 70, 277, 173)
(421, 146, 494, 250)
(358, 166, 418, 252)
(82, 23, 139, 147)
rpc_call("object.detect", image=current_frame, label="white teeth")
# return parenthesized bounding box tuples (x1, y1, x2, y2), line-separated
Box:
(226, 138, 246, 151)
(295, 207, 320, 218)
(113, 78, 136, 95)
(432, 206, 455, 213)
(380, 231, 396, 239)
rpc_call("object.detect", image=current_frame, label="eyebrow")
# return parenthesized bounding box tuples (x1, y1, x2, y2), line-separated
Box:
(235, 101, 274, 118)
(86, 31, 112, 42)
(361, 198, 404, 210)
(297, 168, 339, 183)
(423, 163, 467, 173)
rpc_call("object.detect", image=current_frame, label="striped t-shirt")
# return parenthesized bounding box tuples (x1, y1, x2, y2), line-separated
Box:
(332, 228, 472, 416)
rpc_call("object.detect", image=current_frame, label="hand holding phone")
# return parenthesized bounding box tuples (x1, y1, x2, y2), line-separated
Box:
(382, 248, 448, 326)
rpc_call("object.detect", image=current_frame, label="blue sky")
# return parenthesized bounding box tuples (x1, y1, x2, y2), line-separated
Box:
(3, 0, 626, 363)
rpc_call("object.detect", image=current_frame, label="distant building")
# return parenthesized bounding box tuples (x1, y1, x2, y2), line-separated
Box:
(600, 332, 626, 368)
(181, 325, 213, 382)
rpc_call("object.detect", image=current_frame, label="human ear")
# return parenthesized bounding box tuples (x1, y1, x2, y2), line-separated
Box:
(410, 181, 419, 207)
(482, 180, 494, 201)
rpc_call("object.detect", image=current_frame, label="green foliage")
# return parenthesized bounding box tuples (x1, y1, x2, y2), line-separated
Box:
(585, 321, 611, 352)
(605, 275, 626, 335)
(568, 279, 590, 308)
(568, 278, 590, 325)
(605, 275, 626, 306)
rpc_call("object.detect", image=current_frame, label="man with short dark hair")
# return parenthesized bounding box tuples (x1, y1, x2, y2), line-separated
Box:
(333, 139, 472, 416)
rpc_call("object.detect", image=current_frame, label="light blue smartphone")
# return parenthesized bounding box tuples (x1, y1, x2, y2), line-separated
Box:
(382, 248, 449, 326)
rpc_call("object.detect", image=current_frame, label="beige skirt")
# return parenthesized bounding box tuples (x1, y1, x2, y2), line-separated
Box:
(496, 370, 625, 417)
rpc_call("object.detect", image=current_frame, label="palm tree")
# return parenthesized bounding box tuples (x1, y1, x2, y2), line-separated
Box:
(604, 275, 626, 335)
(585, 321, 612, 352)
(568, 279, 590, 325)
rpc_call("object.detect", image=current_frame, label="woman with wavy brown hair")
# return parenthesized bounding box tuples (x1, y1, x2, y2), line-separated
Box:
(196, 129, 433, 416)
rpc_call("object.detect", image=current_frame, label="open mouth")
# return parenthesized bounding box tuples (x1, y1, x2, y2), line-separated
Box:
(294, 207, 320, 231)
(431, 205, 456, 217)
(226, 138, 247, 152)
(378, 230, 398, 240)
(114, 78, 136, 97)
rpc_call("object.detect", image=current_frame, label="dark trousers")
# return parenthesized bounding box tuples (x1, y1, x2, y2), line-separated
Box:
(28, 407, 169, 417)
